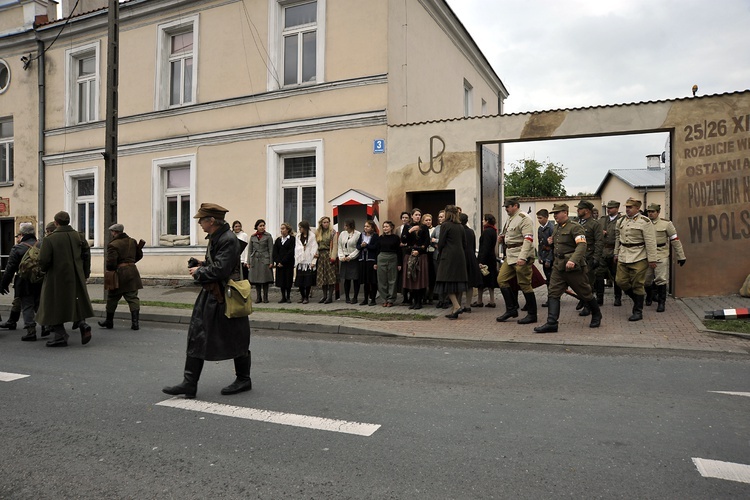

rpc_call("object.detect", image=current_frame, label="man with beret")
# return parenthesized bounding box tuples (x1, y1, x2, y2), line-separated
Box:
(574, 200, 604, 317)
(98, 223, 144, 330)
(614, 198, 658, 321)
(0, 223, 43, 341)
(644, 203, 686, 312)
(163, 203, 252, 399)
(534, 203, 602, 333)
(601, 200, 623, 306)
(496, 196, 537, 324)
(35, 211, 95, 347)
(0, 231, 25, 331)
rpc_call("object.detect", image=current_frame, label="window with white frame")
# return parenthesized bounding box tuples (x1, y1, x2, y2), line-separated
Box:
(152, 155, 196, 246)
(64, 168, 98, 246)
(65, 43, 99, 125)
(0, 118, 13, 184)
(156, 16, 198, 109)
(269, 0, 325, 90)
(463, 79, 473, 117)
(0, 59, 10, 94)
(267, 140, 323, 234)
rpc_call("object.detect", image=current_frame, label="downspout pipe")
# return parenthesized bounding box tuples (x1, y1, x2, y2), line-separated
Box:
(36, 37, 45, 234)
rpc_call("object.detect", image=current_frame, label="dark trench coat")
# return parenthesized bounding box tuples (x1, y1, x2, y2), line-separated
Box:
(188, 223, 251, 361)
(35, 225, 95, 325)
(106, 232, 144, 292)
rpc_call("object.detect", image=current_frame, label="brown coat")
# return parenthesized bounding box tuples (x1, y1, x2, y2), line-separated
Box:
(106, 232, 143, 292)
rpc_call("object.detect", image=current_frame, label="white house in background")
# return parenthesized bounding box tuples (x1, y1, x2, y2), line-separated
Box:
(596, 154, 666, 212)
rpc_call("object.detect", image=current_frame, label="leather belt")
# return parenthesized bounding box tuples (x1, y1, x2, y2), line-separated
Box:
(554, 253, 570, 259)
(505, 242, 523, 249)
(656, 243, 667, 247)
(620, 242, 644, 247)
(117, 262, 135, 268)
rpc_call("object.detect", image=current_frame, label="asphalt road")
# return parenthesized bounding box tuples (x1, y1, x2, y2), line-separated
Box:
(1, 324, 749, 499)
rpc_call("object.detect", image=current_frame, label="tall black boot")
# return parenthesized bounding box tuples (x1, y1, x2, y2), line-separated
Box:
(0, 308, 20, 330)
(517, 292, 537, 324)
(534, 297, 560, 333)
(221, 351, 252, 395)
(629, 294, 644, 321)
(644, 284, 655, 306)
(319, 285, 328, 303)
(413, 290, 423, 310)
(588, 299, 602, 328)
(595, 279, 605, 305)
(656, 284, 667, 313)
(163, 356, 204, 399)
(613, 283, 622, 306)
(496, 287, 519, 322)
(256, 286, 263, 304)
(262, 284, 269, 303)
(325, 286, 334, 304)
(130, 310, 140, 330)
(98, 312, 115, 329)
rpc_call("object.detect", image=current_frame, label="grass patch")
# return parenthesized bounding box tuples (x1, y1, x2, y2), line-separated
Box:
(704, 319, 750, 334)
(91, 299, 431, 321)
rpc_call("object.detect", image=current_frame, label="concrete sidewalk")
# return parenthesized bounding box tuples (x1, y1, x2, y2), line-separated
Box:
(1, 283, 748, 354)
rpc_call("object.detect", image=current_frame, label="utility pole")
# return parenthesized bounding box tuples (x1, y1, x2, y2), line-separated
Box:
(103, 0, 119, 296)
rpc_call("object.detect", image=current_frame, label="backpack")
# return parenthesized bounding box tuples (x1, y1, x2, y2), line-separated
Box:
(18, 241, 44, 283)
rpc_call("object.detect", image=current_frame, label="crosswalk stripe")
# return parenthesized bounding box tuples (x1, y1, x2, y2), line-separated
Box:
(709, 391, 750, 398)
(693, 458, 750, 484)
(156, 398, 381, 436)
(0, 371, 30, 382)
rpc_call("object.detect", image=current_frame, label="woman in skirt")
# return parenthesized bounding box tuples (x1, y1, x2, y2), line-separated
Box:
(475, 213, 499, 308)
(434, 205, 468, 319)
(273, 222, 295, 303)
(337, 220, 361, 304)
(400, 208, 431, 309)
(357, 220, 379, 305)
(314, 216, 338, 304)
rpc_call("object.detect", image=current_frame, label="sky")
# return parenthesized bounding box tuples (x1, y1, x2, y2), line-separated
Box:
(446, 0, 750, 194)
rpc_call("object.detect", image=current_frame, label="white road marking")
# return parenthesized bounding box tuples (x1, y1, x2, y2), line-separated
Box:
(693, 458, 750, 484)
(156, 398, 381, 436)
(709, 391, 750, 398)
(0, 371, 30, 382)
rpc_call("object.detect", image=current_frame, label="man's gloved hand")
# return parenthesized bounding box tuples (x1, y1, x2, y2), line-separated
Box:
(678, 259, 686, 267)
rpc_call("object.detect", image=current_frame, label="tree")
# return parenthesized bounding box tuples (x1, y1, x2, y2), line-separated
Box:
(504, 158, 567, 197)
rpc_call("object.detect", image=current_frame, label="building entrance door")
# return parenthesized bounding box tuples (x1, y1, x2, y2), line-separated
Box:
(0, 218, 15, 274)
(408, 190, 455, 220)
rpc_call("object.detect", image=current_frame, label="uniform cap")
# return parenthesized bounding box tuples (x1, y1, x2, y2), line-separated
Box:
(575, 200, 594, 210)
(109, 223, 124, 232)
(549, 203, 569, 214)
(503, 196, 521, 207)
(45, 222, 57, 232)
(606, 200, 621, 208)
(193, 203, 229, 219)
(646, 203, 661, 212)
(624, 197, 642, 208)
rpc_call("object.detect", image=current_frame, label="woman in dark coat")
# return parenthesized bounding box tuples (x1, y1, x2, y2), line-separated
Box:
(356, 220, 379, 306)
(434, 205, 468, 319)
(401, 208, 431, 309)
(163, 203, 252, 399)
(475, 213, 498, 308)
(273, 223, 295, 303)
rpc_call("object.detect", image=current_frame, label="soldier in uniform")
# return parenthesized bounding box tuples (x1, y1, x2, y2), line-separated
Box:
(614, 198, 658, 321)
(536, 209, 554, 307)
(496, 196, 536, 324)
(533, 203, 602, 333)
(574, 200, 603, 317)
(601, 200, 622, 306)
(98, 223, 144, 330)
(644, 203, 686, 312)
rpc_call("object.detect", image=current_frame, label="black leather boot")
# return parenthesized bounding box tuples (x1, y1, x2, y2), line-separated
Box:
(221, 352, 252, 395)
(163, 356, 204, 399)
(319, 285, 328, 303)
(262, 284, 269, 303)
(79, 322, 92, 345)
(517, 292, 537, 324)
(325, 286, 333, 304)
(534, 297, 560, 333)
(256, 287, 263, 304)
(613, 284, 622, 306)
(131, 310, 140, 330)
(644, 285, 655, 306)
(21, 325, 37, 342)
(496, 287, 519, 322)
(656, 284, 667, 313)
(595, 280, 605, 305)
(98, 312, 114, 329)
(0, 308, 20, 330)
(413, 290, 423, 310)
(629, 294, 644, 321)
(588, 299, 602, 328)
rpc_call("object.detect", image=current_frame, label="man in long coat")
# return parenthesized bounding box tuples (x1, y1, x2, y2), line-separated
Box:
(98, 223, 144, 330)
(163, 203, 252, 399)
(35, 211, 95, 347)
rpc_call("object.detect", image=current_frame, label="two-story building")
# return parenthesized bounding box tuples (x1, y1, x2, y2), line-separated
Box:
(0, 0, 508, 276)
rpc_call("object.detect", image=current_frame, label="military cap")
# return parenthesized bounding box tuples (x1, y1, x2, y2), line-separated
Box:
(45, 221, 57, 232)
(575, 200, 594, 210)
(109, 223, 124, 232)
(503, 196, 521, 207)
(549, 203, 569, 214)
(54, 211, 71, 225)
(19, 222, 34, 235)
(606, 200, 620, 208)
(193, 203, 229, 219)
(646, 203, 661, 212)
(624, 197, 642, 208)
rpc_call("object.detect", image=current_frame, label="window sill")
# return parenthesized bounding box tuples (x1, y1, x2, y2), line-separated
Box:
(0, 182, 13, 187)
